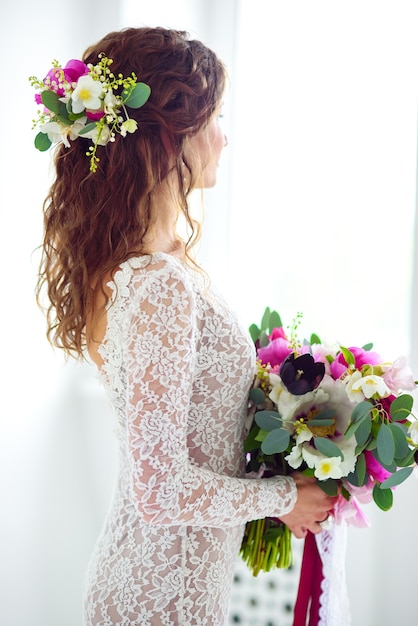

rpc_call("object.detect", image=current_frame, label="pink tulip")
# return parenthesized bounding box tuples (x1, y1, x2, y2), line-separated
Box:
(257, 338, 292, 369)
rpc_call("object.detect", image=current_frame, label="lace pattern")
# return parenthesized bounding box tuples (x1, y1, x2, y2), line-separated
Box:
(83, 253, 297, 625)
(316, 522, 351, 626)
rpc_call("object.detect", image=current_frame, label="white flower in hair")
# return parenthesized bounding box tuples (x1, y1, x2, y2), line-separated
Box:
(30, 54, 151, 172)
(71, 75, 103, 113)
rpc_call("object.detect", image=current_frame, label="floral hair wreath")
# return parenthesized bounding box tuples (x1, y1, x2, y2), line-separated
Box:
(29, 55, 151, 172)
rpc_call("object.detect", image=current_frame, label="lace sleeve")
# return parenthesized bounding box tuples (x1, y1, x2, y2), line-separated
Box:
(124, 261, 297, 527)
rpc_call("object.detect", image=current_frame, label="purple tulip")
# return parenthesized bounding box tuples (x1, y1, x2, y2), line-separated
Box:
(280, 352, 325, 395)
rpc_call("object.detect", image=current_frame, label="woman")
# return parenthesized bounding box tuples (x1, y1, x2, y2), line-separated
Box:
(35, 27, 335, 626)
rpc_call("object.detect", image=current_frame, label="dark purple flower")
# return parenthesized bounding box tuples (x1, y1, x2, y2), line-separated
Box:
(280, 352, 325, 395)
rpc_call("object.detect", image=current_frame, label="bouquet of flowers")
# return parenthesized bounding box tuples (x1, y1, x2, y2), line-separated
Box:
(240, 307, 418, 576)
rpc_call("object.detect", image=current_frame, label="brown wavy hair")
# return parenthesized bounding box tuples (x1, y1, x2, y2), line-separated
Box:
(36, 27, 226, 357)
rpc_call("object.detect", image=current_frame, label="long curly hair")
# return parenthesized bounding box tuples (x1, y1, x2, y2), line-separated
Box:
(36, 27, 226, 357)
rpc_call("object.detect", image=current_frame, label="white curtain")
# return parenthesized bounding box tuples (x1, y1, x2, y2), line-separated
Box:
(1, 2, 417, 625)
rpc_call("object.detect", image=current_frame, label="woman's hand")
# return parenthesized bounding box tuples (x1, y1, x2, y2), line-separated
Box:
(279, 472, 338, 538)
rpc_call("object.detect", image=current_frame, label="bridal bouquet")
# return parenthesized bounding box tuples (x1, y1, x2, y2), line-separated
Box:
(240, 308, 418, 576)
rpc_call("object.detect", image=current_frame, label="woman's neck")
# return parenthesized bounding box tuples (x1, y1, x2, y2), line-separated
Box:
(139, 176, 187, 258)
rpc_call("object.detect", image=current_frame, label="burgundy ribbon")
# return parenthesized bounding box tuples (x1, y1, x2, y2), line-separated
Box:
(292, 532, 324, 626)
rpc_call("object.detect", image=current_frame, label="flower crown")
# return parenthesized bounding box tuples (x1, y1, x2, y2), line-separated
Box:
(29, 54, 151, 172)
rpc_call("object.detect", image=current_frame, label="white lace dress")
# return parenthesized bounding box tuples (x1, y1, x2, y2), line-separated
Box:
(83, 252, 297, 626)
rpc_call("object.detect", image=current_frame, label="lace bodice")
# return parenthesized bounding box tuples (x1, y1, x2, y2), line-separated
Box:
(83, 253, 297, 626)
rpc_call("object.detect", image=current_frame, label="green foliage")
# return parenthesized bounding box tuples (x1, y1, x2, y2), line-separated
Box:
(243, 425, 262, 453)
(318, 479, 339, 496)
(381, 466, 414, 489)
(260, 307, 271, 332)
(259, 331, 269, 347)
(373, 484, 393, 511)
(122, 82, 151, 108)
(249, 387, 265, 405)
(308, 408, 335, 426)
(41, 89, 61, 113)
(254, 410, 283, 432)
(249, 323, 260, 343)
(314, 436, 344, 460)
(390, 394, 414, 421)
(340, 346, 355, 367)
(345, 401, 373, 439)
(269, 310, 282, 331)
(345, 452, 367, 487)
(78, 123, 98, 135)
(310, 333, 321, 345)
(376, 423, 395, 466)
(254, 307, 283, 338)
(362, 342, 373, 351)
(261, 428, 291, 455)
(390, 422, 410, 460)
(34, 132, 51, 151)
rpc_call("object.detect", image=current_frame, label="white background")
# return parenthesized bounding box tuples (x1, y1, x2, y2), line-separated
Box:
(1, 1, 418, 625)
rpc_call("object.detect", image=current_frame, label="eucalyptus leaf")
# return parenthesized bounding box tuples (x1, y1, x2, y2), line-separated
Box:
(362, 342, 373, 351)
(390, 394, 414, 422)
(259, 331, 269, 347)
(396, 448, 416, 467)
(344, 421, 362, 441)
(355, 416, 372, 446)
(249, 388, 265, 405)
(261, 307, 271, 331)
(56, 114, 72, 126)
(41, 90, 61, 113)
(380, 466, 414, 489)
(307, 418, 335, 427)
(68, 111, 87, 122)
(269, 310, 282, 332)
(78, 123, 98, 135)
(351, 400, 373, 424)
(123, 82, 151, 108)
(389, 422, 410, 459)
(255, 410, 283, 432)
(372, 448, 397, 473)
(310, 333, 321, 345)
(310, 408, 335, 423)
(34, 132, 52, 152)
(357, 452, 367, 485)
(314, 437, 344, 460)
(376, 423, 395, 466)
(345, 470, 361, 487)
(373, 485, 393, 511)
(261, 428, 290, 455)
(318, 479, 339, 496)
(249, 323, 260, 343)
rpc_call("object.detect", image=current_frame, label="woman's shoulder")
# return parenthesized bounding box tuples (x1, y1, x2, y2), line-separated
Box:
(110, 252, 200, 302)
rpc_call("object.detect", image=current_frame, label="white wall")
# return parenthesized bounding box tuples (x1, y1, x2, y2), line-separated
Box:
(1, 2, 417, 625)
